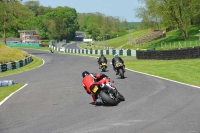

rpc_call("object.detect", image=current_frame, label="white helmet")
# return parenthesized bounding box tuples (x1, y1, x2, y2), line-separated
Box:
(114, 53, 118, 58)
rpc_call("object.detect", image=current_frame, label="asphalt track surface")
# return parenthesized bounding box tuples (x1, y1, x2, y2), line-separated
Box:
(0, 48, 200, 133)
(64, 31, 83, 49)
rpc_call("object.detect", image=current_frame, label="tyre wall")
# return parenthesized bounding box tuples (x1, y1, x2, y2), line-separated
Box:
(136, 46, 200, 60)
(0, 56, 33, 72)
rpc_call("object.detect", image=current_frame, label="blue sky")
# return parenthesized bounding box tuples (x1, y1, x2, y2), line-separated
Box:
(34, 0, 144, 22)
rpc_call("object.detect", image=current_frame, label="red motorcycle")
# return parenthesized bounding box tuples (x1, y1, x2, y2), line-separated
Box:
(91, 77, 125, 106)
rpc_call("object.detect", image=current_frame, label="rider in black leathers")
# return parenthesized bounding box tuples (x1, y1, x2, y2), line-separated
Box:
(112, 54, 125, 75)
(97, 54, 107, 69)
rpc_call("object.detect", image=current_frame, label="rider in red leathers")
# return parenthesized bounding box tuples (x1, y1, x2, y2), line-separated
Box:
(82, 71, 114, 105)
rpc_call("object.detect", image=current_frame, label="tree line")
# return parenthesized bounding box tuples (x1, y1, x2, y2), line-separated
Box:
(136, 0, 200, 40)
(0, 0, 131, 43)
(0, 0, 79, 42)
(1, 0, 199, 44)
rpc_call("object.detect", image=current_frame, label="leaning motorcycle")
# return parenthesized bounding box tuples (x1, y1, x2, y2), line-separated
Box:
(90, 77, 125, 106)
(50, 48, 54, 53)
(115, 61, 125, 79)
(97, 58, 107, 72)
(100, 61, 107, 72)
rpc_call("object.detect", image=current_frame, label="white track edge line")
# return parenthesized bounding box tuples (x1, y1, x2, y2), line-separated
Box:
(0, 83, 28, 106)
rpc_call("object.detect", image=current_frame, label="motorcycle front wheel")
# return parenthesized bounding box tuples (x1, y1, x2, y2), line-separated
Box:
(117, 91, 125, 101)
(119, 68, 124, 79)
(102, 66, 106, 72)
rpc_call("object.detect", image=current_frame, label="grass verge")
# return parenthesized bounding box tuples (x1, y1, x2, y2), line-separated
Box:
(125, 58, 200, 87)
(0, 83, 25, 102)
(0, 55, 43, 77)
(0, 55, 43, 102)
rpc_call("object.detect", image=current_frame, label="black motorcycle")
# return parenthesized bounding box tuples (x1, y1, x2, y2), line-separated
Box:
(50, 48, 54, 53)
(115, 61, 125, 79)
(97, 58, 107, 72)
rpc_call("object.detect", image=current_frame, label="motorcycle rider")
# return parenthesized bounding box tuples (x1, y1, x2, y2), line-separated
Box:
(112, 53, 125, 75)
(49, 47, 54, 53)
(82, 71, 113, 105)
(97, 54, 107, 69)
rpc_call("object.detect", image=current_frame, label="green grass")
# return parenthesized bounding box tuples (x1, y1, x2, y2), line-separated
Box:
(123, 25, 200, 50)
(0, 42, 30, 64)
(92, 29, 152, 49)
(86, 24, 200, 50)
(0, 54, 43, 102)
(125, 58, 200, 86)
(0, 55, 43, 77)
(0, 83, 25, 102)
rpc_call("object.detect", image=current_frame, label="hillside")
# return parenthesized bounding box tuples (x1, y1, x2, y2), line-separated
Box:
(0, 43, 29, 64)
(91, 24, 200, 50)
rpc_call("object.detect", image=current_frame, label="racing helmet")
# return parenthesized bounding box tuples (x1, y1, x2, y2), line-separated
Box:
(114, 53, 118, 58)
(82, 71, 90, 78)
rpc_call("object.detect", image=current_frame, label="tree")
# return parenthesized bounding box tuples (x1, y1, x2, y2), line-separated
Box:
(38, 6, 79, 40)
(24, 0, 40, 13)
(162, 0, 200, 39)
(137, 0, 200, 39)
(81, 12, 124, 40)
(0, 0, 33, 43)
(43, 17, 67, 40)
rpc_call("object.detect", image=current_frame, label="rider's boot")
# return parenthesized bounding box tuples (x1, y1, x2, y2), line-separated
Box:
(116, 71, 119, 75)
(96, 97, 104, 105)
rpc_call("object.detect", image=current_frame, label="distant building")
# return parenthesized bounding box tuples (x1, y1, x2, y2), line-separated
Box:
(18, 30, 42, 44)
(6, 37, 22, 43)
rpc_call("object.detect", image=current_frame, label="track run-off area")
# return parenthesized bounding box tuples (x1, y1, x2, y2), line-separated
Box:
(0, 49, 200, 133)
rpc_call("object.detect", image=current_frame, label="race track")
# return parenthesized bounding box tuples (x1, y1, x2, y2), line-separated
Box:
(0, 49, 200, 133)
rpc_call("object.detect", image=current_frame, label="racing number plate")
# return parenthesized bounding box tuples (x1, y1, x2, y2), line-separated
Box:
(92, 85, 98, 93)
(102, 62, 106, 65)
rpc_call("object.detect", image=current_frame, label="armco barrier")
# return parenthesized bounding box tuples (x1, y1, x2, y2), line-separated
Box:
(64, 48, 136, 56)
(49, 45, 136, 56)
(0, 56, 33, 73)
(136, 46, 200, 59)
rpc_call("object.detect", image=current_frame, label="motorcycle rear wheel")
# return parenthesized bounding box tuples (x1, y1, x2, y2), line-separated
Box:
(102, 66, 106, 72)
(99, 91, 119, 106)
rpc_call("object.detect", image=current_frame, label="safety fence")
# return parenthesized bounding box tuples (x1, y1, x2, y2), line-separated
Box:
(0, 56, 33, 72)
(50, 45, 136, 56)
(136, 46, 200, 59)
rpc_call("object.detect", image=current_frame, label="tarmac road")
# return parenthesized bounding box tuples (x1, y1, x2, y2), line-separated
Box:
(64, 31, 84, 49)
(0, 49, 200, 133)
